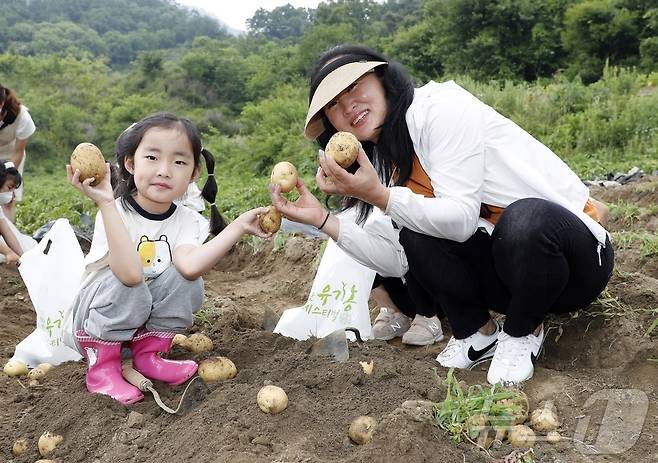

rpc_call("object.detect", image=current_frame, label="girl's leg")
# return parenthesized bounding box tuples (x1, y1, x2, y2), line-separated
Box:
(145, 265, 204, 332)
(130, 266, 204, 385)
(73, 268, 152, 343)
(70, 269, 151, 404)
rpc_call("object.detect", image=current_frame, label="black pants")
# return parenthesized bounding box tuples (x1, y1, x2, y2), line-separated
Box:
(372, 274, 442, 319)
(398, 198, 614, 338)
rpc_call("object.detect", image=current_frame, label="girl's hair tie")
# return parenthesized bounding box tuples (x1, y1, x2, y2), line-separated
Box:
(206, 173, 214, 177)
(4, 161, 15, 168)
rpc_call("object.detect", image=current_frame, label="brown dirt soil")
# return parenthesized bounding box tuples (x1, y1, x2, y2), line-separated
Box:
(2, 179, 658, 463)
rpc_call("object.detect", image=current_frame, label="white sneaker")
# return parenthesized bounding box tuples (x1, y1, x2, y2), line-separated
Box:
(436, 320, 501, 369)
(487, 327, 545, 385)
(402, 315, 444, 346)
(371, 307, 411, 340)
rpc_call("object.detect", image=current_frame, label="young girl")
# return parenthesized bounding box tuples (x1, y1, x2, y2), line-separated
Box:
(272, 45, 613, 385)
(0, 162, 36, 263)
(0, 84, 36, 222)
(66, 112, 271, 404)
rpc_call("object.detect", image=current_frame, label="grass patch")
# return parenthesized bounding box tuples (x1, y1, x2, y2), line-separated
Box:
(611, 231, 658, 257)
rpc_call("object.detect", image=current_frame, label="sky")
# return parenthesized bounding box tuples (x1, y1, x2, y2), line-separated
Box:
(177, 1, 323, 32)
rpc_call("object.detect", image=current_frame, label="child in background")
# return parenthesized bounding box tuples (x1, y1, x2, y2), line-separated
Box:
(0, 162, 36, 263)
(66, 112, 271, 404)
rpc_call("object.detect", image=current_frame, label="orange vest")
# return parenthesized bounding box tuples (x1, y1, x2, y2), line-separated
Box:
(403, 155, 599, 225)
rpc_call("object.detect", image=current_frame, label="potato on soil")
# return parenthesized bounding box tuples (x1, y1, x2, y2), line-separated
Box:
(38, 432, 63, 457)
(28, 367, 48, 381)
(359, 360, 374, 375)
(348, 416, 377, 445)
(70, 142, 106, 186)
(257, 385, 289, 414)
(37, 363, 54, 373)
(496, 390, 529, 425)
(259, 206, 282, 234)
(546, 430, 561, 443)
(325, 131, 360, 169)
(184, 333, 213, 353)
(172, 334, 189, 348)
(198, 357, 237, 382)
(12, 438, 28, 456)
(3, 359, 28, 377)
(270, 161, 298, 193)
(507, 425, 536, 448)
(530, 406, 559, 433)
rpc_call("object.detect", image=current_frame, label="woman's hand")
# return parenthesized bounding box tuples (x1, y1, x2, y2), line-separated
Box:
(234, 206, 273, 239)
(67, 162, 114, 207)
(270, 177, 327, 228)
(317, 148, 390, 210)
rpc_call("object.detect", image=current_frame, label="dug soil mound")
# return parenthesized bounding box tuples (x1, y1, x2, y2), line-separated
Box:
(2, 178, 658, 462)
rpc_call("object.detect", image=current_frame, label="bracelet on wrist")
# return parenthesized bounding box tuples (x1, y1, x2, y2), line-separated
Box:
(318, 211, 331, 230)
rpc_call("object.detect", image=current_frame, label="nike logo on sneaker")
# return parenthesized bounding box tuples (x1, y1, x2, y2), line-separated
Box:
(467, 340, 497, 362)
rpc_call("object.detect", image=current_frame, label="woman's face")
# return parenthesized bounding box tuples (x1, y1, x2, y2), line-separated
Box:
(322, 72, 387, 143)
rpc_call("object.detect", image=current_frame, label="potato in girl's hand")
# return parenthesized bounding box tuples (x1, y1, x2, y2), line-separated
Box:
(259, 206, 282, 234)
(325, 131, 360, 169)
(70, 142, 106, 186)
(270, 161, 298, 193)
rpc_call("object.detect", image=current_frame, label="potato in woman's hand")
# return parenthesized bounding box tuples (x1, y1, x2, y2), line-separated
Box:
(259, 206, 282, 234)
(270, 161, 298, 193)
(325, 131, 360, 169)
(70, 142, 106, 186)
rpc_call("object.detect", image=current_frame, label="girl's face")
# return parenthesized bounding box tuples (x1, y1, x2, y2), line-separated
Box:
(322, 72, 387, 143)
(124, 126, 198, 214)
(0, 177, 16, 193)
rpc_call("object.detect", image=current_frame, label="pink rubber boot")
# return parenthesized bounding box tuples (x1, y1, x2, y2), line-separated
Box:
(75, 331, 144, 405)
(130, 331, 198, 385)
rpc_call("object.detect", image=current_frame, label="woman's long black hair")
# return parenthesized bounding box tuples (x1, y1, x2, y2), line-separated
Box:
(113, 112, 227, 235)
(309, 45, 416, 223)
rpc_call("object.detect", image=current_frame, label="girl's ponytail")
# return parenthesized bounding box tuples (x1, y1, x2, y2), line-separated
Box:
(200, 148, 227, 235)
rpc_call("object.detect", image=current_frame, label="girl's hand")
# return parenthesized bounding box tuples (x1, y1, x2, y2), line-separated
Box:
(270, 177, 327, 228)
(317, 148, 390, 210)
(4, 251, 20, 265)
(235, 206, 273, 239)
(67, 163, 115, 206)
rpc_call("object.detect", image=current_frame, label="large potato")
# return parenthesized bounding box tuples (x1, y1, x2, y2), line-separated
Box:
(270, 161, 298, 193)
(70, 142, 106, 186)
(38, 432, 63, 457)
(185, 333, 213, 353)
(198, 357, 237, 383)
(259, 206, 282, 234)
(348, 416, 377, 445)
(507, 425, 536, 448)
(529, 407, 559, 433)
(12, 438, 28, 456)
(325, 131, 360, 169)
(3, 359, 28, 377)
(257, 385, 289, 414)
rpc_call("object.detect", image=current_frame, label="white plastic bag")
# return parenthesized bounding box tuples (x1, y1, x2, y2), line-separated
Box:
(12, 219, 84, 366)
(274, 238, 375, 341)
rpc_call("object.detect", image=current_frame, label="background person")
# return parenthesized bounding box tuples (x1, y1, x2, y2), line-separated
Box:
(271, 45, 613, 385)
(0, 84, 36, 223)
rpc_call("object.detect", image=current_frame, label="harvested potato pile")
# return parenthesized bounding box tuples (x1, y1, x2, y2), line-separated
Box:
(70, 142, 106, 186)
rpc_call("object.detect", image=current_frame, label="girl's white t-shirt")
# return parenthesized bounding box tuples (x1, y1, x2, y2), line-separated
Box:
(82, 196, 209, 287)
